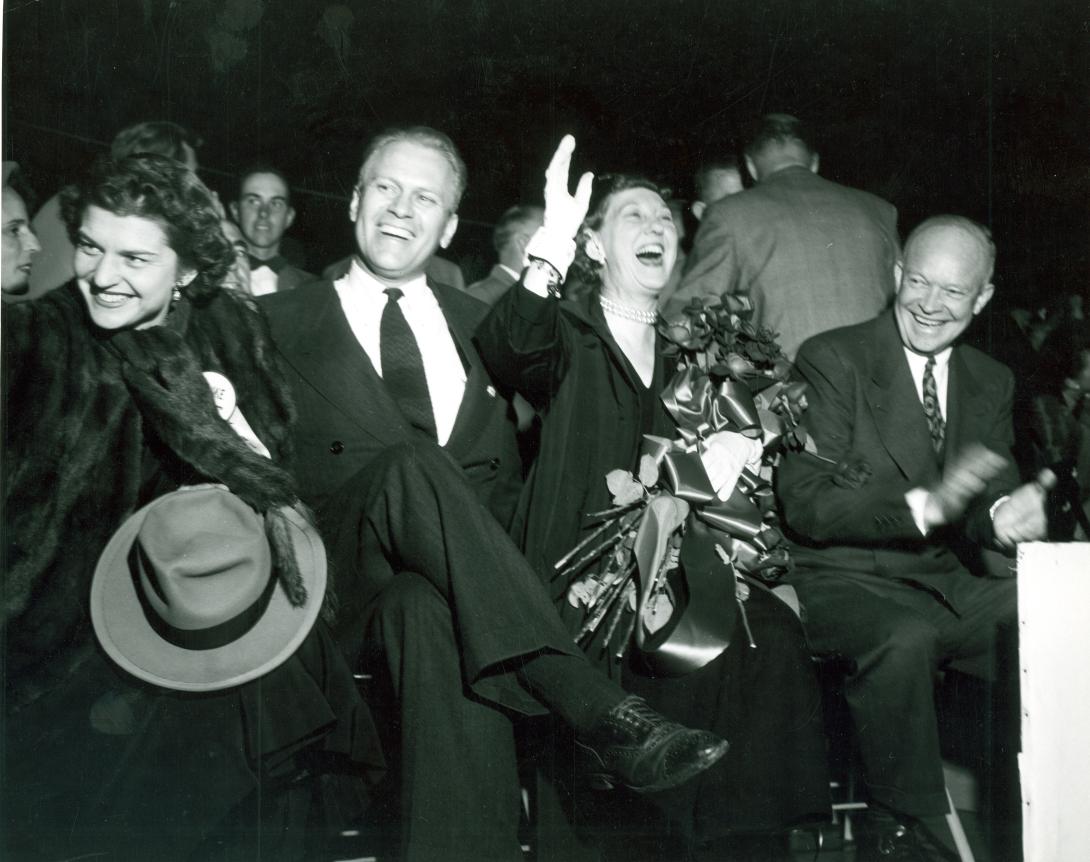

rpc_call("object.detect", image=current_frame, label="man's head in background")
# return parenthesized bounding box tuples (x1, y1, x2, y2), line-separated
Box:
(110, 121, 202, 169)
(2, 163, 41, 296)
(692, 157, 744, 221)
(230, 165, 296, 262)
(491, 204, 544, 273)
(743, 114, 819, 183)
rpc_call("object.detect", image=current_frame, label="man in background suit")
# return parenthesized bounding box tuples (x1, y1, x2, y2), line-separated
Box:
(230, 164, 315, 295)
(675, 114, 899, 358)
(467, 204, 544, 306)
(260, 128, 726, 861)
(777, 216, 1052, 860)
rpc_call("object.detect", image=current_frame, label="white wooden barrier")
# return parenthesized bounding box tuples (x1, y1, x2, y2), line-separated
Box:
(1018, 542, 1090, 861)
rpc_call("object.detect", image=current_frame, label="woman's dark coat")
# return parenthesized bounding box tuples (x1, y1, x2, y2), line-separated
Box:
(476, 282, 830, 844)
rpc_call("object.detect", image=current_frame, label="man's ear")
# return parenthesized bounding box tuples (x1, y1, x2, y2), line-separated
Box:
(692, 201, 707, 222)
(583, 229, 606, 264)
(348, 188, 361, 223)
(439, 212, 459, 250)
(285, 207, 296, 231)
(973, 283, 995, 316)
(512, 231, 533, 263)
(894, 260, 904, 287)
(809, 153, 820, 174)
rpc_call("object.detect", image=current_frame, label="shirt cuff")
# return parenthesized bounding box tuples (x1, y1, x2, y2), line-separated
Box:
(905, 487, 931, 536)
(520, 259, 559, 299)
(989, 495, 1011, 522)
(524, 227, 576, 282)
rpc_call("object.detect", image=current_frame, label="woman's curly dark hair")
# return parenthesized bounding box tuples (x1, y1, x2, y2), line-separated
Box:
(566, 173, 670, 295)
(59, 154, 232, 303)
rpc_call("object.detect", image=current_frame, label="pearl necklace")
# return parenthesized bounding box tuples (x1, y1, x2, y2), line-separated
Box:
(599, 295, 658, 325)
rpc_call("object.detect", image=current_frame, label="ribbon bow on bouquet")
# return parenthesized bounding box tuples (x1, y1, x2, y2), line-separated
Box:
(558, 295, 811, 675)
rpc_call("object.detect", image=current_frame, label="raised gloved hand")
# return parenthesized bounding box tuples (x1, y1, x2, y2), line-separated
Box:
(699, 430, 764, 502)
(524, 135, 594, 284)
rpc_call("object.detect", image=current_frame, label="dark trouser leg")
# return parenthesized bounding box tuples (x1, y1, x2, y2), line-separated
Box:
(322, 441, 624, 724)
(792, 571, 1014, 818)
(365, 573, 525, 862)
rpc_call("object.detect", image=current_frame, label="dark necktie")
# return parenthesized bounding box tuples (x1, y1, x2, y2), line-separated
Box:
(380, 288, 437, 440)
(922, 355, 945, 456)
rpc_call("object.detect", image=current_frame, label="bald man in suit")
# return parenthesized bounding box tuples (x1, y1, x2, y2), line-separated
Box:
(777, 216, 1052, 860)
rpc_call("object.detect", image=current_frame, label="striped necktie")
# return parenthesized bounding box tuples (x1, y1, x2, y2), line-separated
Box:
(922, 355, 945, 456)
(380, 288, 437, 440)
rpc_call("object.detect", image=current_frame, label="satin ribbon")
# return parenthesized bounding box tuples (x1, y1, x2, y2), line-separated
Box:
(632, 495, 739, 676)
(627, 363, 796, 673)
(661, 364, 763, 445)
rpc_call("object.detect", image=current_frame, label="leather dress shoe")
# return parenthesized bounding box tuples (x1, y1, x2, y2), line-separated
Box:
(575, 695, 729, 793)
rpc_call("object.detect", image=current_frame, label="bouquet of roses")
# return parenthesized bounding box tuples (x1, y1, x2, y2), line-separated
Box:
(557, 294, 815, 674)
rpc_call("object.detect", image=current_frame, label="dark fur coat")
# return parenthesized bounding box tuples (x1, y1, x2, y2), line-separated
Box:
(2, 283, 297, 702)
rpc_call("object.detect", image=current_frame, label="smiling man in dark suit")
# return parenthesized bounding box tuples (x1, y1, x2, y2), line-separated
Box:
(777, 215, 1052, 860)
(259, 128, 726, 861)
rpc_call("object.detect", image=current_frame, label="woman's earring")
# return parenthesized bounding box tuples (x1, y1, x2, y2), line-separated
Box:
(172, 285, 182, 302)
(586, 234, 607, 265)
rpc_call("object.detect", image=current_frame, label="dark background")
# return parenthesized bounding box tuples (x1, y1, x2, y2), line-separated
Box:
(3, 0, 1087, 309)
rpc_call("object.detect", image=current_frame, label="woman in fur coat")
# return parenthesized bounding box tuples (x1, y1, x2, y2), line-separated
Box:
(1, 154, 378, 860)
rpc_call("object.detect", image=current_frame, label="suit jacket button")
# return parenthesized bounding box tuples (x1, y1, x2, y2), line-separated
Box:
(329, 441, 345, 454)
(489, 457, 500, 471)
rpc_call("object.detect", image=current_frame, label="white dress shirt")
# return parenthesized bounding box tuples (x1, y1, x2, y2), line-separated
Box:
(903, 346, 952, 420)
(900, 345, 1009, 532)
(249, 266, 279, 297)
(334, 259, 467, 445)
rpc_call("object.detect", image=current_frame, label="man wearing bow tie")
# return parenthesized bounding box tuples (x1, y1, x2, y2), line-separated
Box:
(259, 128, 726, 861)
(230, 165, 315, 295)
(777, 215, 1052, 860)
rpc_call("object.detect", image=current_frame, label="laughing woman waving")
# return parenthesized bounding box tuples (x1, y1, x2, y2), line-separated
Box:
(477, 138, 830, 860)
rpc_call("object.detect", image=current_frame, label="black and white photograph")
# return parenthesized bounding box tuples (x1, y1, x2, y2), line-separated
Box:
(2, 2, 1088, 860)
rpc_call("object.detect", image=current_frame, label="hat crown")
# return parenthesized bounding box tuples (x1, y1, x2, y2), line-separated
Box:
(91, 483, 326, 692)
(135, 488, 272, 633)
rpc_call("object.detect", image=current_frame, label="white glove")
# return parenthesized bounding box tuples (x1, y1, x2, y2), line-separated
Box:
(523, 135, 594, 282)
(700, 431, 764, 502)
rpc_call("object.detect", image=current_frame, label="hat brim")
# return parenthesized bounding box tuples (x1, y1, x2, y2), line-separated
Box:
(90, 486, 326, 693)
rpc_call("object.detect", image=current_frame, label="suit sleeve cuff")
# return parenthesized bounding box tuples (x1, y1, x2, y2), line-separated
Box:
(905, 487, 931, 536)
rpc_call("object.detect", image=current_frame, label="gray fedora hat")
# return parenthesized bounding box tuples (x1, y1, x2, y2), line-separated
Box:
(90, 484, 325, 692)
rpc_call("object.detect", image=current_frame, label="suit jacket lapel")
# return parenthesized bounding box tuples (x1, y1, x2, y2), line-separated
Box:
(431, 280, 501, 453)
(864, 313, 941, 486)
(945, 344, 988, 456)
(275, 282, 406, 447)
